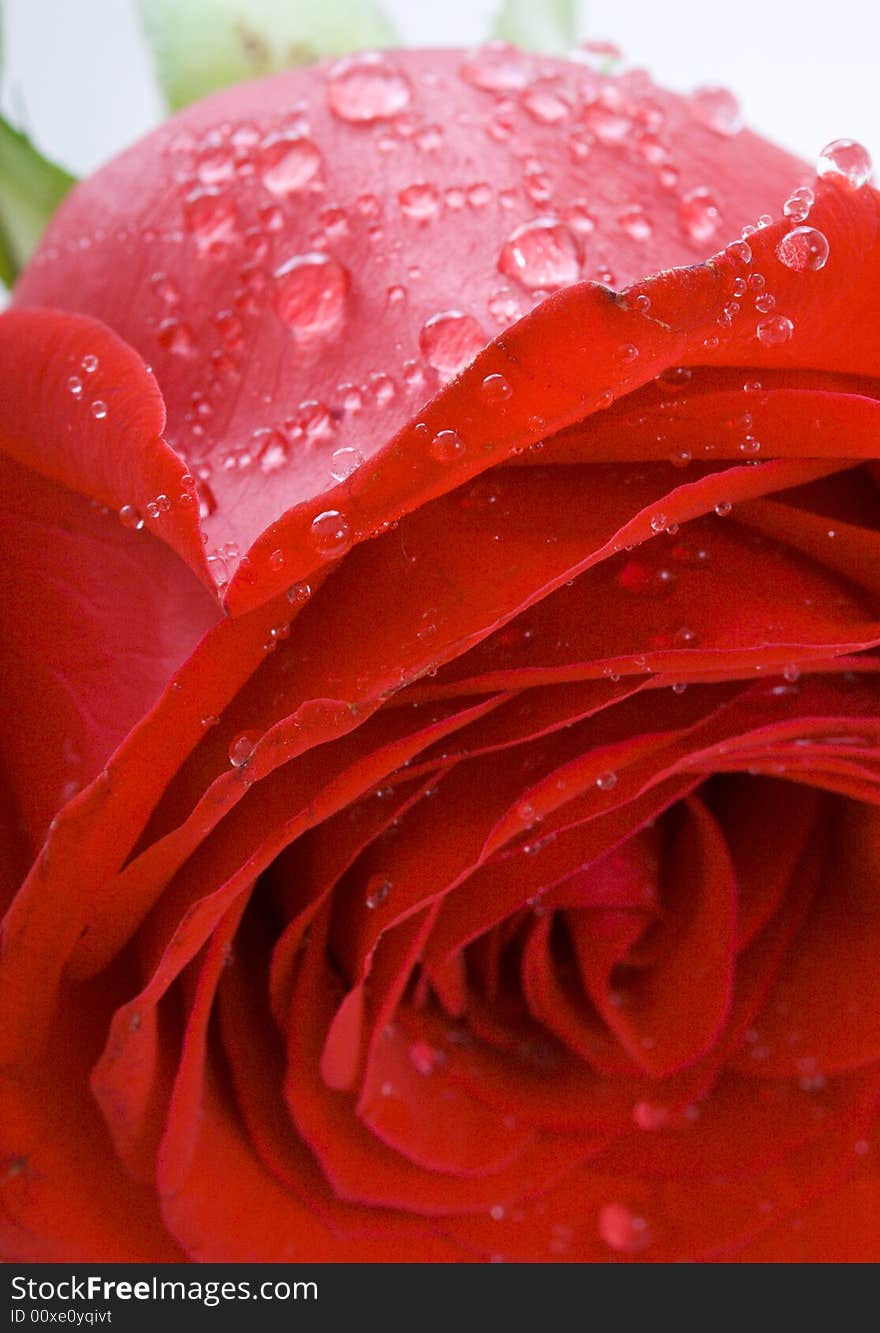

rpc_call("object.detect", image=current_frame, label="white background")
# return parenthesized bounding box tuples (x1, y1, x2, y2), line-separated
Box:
(1, 0, 879, 173)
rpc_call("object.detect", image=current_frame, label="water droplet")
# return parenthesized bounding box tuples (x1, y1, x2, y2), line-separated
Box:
(460, 42, 531, 92)
(274, 253, 349, 340)
(408, 1040, 443, 1075)
(466, 182, 493, 209)
(398, 182, 439, 221)
(330, 446, 364, 481)
(517, 800, 537, 826)
(782, 186, 814, 222)
(157, 318, 195, 356)
(618, 204, 653, 241)
(229, 732, 259, 768)
(183, 190, 238, 255)
(817, 139, 873, 190)
(268, 549, 285, 572)
(498, 218, 580, 291)
(420, 311, 486, 379)
(365, 873, 391, 909)
(326, 54, 411, 123)
(118, 504, 144, 531)
(206, 553, 229, 588)
(286, 581, 312, 604)
(81, 353, 99, 374)
(598, 1202, 651, 1254)
(783, 663, 801, 683)
(650, 512, 668, 533)
(255, 429, 289, 474)
(90, 400, 108, 419)
(596, 771, 617, 791)
(430, 429, 465, 462)
(691, 85, 742, 135)
(260, 135, 322, 195)
(776, 226, 829, 272)
(678, 188, 722, 244)
(480, 372, 513, 404)
(757, 313, 794, 347)
(310, 509, 352, 559)
(523, 83, 569, 124)
(632, 1101, 669, 1130)
(67, 375, 83, 397)
(714, 500, 732, 517)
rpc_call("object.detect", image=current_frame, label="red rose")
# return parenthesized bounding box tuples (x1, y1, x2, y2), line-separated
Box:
(2, 46, 879, 1262)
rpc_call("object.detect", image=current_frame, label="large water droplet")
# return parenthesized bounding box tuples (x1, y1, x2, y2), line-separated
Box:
(598, 1202, 651, 1254)
(310, 509, 352, 559)
(420, 311, 486, 379)
(817, 139, 873, 190)
(326, 54, 411, 123)
(690, 85, 743, 136)
(260, 135, 322, 195)
(776, 226, 829, 272)
(274, 253, 349, 340)
(498, 218, 580, 291)
(678, 188, 721, 244)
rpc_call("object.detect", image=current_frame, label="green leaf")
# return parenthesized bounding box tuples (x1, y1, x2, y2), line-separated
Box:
(138, 0, 399, 112)
(0, 114, 76, 287)
(493, 0, 578, 53)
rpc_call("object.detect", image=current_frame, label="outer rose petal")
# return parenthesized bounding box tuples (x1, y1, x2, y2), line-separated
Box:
(13, 50, 880, 614)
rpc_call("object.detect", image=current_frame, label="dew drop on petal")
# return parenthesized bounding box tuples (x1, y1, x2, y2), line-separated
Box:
(408, 1040, 443, 1075)
(398, 181, 440, 221)
(618, 204, 653, 241)
(229, 732, 259, 768)
(419, 310, 486, 378)
(183, 190, 238, 255)
(330, 446, 364, 481)
(68, 376, 83, 397)
(430, 429, 465, 462)
(459, 42, 531, 92)
(480, 372, 513, 404)
(757, 313, 794, 346)
(783, 185, 815, 222)
(817, 139, 873, 190)
(776, 226, 829, 272)
(678, 188, 722, 244)
(326, 54, 411, 123)
(310, 509, 352, 559)
(690, 85, 743, 136)
(81, 353, 99, 374)
(118, 504, 144, 531)
(596, 771, 618, 791)
(260, 135, 323, 195)
(498, 218, 580, 291)
(286, 581, 312, 604)
(274, 253, 349, 340)
(90, 400, 108, 419)
(365, 873, 392, 909)
(598, 1202, 652, 1254)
